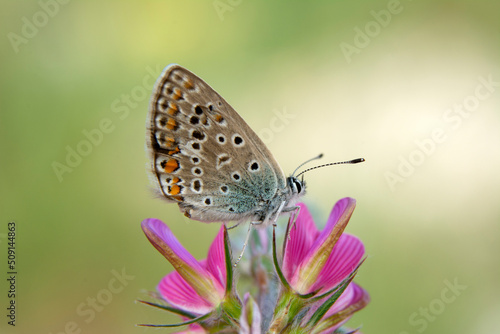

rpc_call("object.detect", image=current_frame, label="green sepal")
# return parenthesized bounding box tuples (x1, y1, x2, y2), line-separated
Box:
(272, 225, 293, 291)
(306, 263, 361, 328)
(137, 312, 210, 328)
(334, 326, 362, 333)
(136, 299, 196, 319)
(223, 226, 234, 295)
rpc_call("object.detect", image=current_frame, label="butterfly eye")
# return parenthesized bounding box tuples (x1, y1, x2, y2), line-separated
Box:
(290, 177, 303, 194)
(295, 181, 302, 193)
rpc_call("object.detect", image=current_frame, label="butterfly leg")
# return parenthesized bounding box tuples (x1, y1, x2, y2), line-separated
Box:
(225, 221, 240, 230)
(233, 221, 263, 267)
(270, 201, 287, 227)
(282, 205, 301, 239)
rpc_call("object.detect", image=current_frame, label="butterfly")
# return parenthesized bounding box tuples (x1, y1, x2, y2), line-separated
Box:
(146, 64, 307, 229)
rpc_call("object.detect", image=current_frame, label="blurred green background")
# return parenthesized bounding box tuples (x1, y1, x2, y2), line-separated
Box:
(1, 1, 499, 333)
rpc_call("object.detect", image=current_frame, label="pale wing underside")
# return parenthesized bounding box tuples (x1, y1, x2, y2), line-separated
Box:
(146, 64, 286, 222)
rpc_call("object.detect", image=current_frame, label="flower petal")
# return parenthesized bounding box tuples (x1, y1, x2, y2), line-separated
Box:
(309, 234, 365, 293)
(306, 284, 355, 334)
(325, 282, 355, 317)
(142, 218, 224, 306)
(240, 293, 262, 334)
(142, 218, 203, 271)
(317, 283, 370, 333)
(282, 203, 320, 281)
(293, 198, 356, 293)
(310, 198, 356, 257)
(158, 271, 214, 315)
(325, 282, 369, 317)
(205, 226, 227, 288)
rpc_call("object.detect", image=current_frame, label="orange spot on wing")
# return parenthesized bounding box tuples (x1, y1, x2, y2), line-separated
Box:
(171, 177, 180, 184)
(172, 88, 183, 100)
(183, 79, 194, 90)
(215, 114, 224, 123)
(167, 103, 179, 115)
(160, 136, 176, 149)
(166, 118, 178, 130)
(168, 146, 180, 155)
(163, 159, 179, 173)
(169, 184, 181, 195)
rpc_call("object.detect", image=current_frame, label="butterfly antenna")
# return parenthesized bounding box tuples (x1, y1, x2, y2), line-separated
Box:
(292, 153, 324, 177)
(295, 158, 365, 178)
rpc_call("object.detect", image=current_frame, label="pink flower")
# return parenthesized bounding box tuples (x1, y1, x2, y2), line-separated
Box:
(140, 198, 370, 332)
(141, 218, 229, 315)
(269, 199, 369, 333)
(282, 198, 365, 295)
(315, 282, 370, 333)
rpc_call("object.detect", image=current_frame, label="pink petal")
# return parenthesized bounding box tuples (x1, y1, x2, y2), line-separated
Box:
(282, 203, 320, 280)
(292, 198, 356, 294)
(142, 219, 204, 272)
(309, 234, 365, 293)
(309, 198, 356, 257)
(158, 271, 214, 315)
(325, 282, 356, 316)
(319, 283, 369, 333)
(349, 283, 369, 307)
(142, 218, 224, 306)
(205, 226, 227, 288)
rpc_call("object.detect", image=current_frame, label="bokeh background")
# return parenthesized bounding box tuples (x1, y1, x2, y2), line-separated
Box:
(1, 1, 499, 333)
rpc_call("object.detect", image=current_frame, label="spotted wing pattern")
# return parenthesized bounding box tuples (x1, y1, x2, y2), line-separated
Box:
(146, 64, 287, 222)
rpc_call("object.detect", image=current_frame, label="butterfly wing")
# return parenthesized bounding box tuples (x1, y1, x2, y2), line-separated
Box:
(146, 64, 287, 223)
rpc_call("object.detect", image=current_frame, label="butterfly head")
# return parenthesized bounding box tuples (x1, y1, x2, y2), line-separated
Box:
(287, 176, 306, 197)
